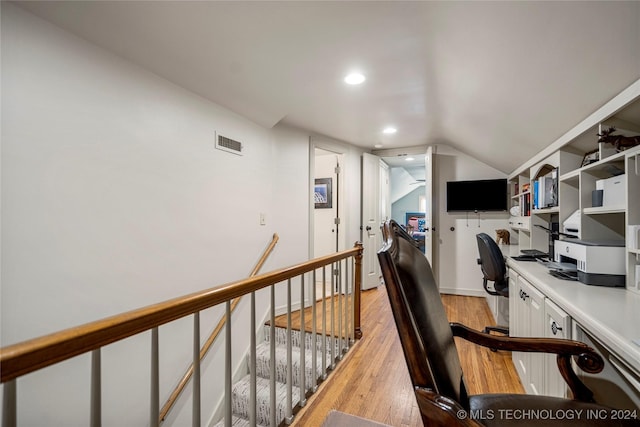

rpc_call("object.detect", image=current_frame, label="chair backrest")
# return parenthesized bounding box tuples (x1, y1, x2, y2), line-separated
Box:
(378, 220, 469, 407)
(476, 232, 506, 286)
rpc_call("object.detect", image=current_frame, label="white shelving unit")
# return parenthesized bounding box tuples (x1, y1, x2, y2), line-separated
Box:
(509, 78, 640, 291)
(507, 78, 640, 405)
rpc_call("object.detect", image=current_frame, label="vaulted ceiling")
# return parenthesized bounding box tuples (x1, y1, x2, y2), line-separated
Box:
(15, 1, 640, 174)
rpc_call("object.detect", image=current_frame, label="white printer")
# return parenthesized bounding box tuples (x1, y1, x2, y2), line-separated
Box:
(562, 210, 581, 237)
(554, 239, 625, 287)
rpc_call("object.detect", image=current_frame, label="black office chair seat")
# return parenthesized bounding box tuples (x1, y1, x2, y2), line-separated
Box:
(476, 233, 508, 336)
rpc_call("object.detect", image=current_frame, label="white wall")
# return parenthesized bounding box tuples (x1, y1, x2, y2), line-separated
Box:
(0, 4, 326, 426)
(391, 186, 424, 224)
(433, 145, 510, 296)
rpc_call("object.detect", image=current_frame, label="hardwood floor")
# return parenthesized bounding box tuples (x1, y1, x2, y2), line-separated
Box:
(290, 286, 524, 427)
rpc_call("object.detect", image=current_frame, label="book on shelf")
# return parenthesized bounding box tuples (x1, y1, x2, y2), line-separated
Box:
(517, 192, 530, 216)
(532, 168, 558, 209)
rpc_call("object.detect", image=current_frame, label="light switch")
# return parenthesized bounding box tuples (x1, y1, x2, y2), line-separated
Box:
(260, 213, 266, 225)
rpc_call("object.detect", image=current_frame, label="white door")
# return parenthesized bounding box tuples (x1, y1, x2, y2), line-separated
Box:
(424, 146, 435, 265)
(314, 150, 341, 257)
(362, 152, 381, 290)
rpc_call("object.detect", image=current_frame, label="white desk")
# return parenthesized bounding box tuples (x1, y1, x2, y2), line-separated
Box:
(507, 256, 640, 377)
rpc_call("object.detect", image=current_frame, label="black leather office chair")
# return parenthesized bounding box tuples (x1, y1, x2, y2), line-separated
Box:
(476, 233, 509, 335)
(378, 220, 639, 427)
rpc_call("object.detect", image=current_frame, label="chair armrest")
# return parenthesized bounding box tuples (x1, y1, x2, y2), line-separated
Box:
(450, 322, 604, 402)
(414, 387, 483, 427)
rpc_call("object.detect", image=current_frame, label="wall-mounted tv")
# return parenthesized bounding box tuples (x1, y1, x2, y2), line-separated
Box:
(446, 178, 508, 212)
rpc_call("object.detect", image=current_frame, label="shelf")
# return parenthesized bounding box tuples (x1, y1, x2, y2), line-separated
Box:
(583, 206, 625, 215)
(559, 169, 580, 183)
(532, 207, 559, 215)
(560, 146, 640, 182)
(511, 190, 531, 200)
(629, 248, 640, 256)
(508, 216, 531, 232)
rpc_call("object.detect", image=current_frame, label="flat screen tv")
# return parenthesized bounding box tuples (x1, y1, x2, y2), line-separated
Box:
(446, 178, 508, 212)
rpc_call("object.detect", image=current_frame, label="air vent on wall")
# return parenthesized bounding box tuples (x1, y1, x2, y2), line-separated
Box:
(216, 133, 243, 156)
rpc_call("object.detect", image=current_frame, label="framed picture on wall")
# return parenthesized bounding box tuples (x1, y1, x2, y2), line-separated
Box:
(314, 178, 332, 209)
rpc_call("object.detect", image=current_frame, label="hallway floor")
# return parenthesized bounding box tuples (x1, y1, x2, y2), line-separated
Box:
(290, 286, 524, 427)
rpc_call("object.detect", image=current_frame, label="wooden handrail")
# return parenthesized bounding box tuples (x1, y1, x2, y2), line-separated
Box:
(0, 243, 363, 384)
(158, 233, 279, 422)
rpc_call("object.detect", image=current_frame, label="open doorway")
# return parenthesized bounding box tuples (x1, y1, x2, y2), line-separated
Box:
(313, 148, 342, 256)
(360, 147, 434, 290)
(381, 153, 427, 252)
(372, 146, 435, 268)
(312, 147, 344, 299)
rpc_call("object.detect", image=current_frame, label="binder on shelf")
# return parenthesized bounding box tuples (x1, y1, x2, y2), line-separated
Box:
(538, 175, 546, 208)
(544, 168, 558, 207)
(533, 168, 558, 209)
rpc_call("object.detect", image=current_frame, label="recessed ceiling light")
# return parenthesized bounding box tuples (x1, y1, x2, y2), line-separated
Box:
(374, 144, 383, 149)
(383, 127, 397, 134)
(344, 72, 366, 85)
(405, 157, 415, 162)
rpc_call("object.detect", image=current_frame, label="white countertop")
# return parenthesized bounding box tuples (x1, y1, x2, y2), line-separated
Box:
(507, 256, 640, 375)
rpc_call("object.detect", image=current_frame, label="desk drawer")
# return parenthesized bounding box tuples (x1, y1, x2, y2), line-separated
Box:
(508, 216, 530, 231)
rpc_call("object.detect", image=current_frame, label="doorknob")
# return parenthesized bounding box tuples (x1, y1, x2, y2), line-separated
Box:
(366, 226, 372, 231)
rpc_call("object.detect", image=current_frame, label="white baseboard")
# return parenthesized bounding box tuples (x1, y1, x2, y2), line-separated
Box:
(438, 287, 486, 298)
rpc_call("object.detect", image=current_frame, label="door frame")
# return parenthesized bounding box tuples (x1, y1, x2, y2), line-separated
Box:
(372, 145, 436, 264)
(309, 138, 348, 259)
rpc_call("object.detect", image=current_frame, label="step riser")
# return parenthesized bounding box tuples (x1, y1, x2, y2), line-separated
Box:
(263, 325, 349, 351)
(253, 343, 336, 387)
(231, 377, 300, 427)
(214, 324, 352, 427)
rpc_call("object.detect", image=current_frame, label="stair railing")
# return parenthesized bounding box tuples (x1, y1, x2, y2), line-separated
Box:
(158, 233, 279, 423)
(0, 242, 364, 427)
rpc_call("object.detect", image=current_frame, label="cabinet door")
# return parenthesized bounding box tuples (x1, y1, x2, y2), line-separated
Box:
(523, 279, 546, 395)
(508, 268, 519, 335)
(544, 299, 571, 398)
(510, 272, 527, 382)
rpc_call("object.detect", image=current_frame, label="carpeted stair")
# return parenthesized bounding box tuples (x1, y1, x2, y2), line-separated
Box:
(213, 324, 346, 427)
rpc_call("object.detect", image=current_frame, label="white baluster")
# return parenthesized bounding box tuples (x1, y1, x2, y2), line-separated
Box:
(286, 279, 293, 424)
(311, 269, 318, 391)
(90, 349, 101, 427)
(330, 263, 335, 369)
(270, 285, 276, 427)
(2, 380, 16, 427)
(225, 302, 231, 427)
(321, 266, 328, 379)
(150, 329, 159, 427)
(193, 313, 201, 427)
(299, 274, 306, 407)
(250, 292, 257, 427)
(338, 261, 343, 359)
